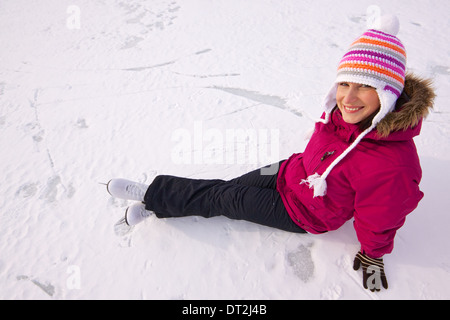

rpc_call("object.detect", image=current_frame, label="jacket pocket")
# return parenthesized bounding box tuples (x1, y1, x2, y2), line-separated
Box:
(306, 144, 337, 175)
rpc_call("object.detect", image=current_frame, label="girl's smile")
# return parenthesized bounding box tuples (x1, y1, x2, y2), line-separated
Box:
(342, 105, 364, 113)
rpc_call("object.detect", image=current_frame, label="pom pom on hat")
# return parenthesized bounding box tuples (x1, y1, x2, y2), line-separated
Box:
(371, 14, 400, 35)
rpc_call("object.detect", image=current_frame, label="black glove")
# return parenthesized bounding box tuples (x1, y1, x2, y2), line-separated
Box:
(353, 251, 388, 291)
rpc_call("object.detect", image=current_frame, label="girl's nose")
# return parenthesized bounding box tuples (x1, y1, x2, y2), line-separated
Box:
(343, 87, 358, 104)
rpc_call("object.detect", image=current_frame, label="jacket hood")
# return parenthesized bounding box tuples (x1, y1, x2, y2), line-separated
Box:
(375, 73, 436, 138)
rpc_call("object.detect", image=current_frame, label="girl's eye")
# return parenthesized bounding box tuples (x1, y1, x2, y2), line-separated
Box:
(338, 82, 374, 89)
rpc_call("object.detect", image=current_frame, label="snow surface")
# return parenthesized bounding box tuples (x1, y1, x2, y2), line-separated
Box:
(1, 0, 449, 300)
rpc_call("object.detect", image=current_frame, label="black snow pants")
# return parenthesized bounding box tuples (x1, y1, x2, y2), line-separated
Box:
(143, 162, 306, 233)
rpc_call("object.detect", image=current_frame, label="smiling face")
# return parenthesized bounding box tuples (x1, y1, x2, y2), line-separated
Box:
(336, 82, 381, 124)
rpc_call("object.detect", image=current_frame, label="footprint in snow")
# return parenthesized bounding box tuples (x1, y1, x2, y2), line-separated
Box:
(286, 243, 314, 283)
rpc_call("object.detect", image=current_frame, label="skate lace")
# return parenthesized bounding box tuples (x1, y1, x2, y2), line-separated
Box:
(136, 204, 152, 218)
(141, 209, 152, 218)
(125, 184, 145, 197)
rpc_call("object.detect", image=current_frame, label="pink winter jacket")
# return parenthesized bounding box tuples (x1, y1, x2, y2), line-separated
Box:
(277, 74, 435, 258)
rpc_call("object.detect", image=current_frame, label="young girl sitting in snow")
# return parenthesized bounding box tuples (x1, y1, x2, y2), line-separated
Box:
(106, 15, 435, 291)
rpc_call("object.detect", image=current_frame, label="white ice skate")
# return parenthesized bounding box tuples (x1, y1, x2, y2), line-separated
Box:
(125, 202, 152, 226)
(107, 178, 148, 202)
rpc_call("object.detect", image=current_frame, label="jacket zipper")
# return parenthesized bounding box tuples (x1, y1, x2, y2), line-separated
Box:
(312, 150, 335, 173)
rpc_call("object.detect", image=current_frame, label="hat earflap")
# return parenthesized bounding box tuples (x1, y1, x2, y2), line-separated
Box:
(316, 83, 338, 124)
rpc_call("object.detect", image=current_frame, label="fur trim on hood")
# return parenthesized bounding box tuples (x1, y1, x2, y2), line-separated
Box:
(376, 73, 436, 138)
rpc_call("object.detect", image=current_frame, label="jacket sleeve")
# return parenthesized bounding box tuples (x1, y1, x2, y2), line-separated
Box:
(352, 166, 424, 259)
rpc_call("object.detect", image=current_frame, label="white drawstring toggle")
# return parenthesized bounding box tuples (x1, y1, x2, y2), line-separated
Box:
(300, 173, 328, 198)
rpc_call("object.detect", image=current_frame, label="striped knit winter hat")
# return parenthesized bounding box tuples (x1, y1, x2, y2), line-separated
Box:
(302, 15, 407, 197)
(337, 18, 406, 97)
